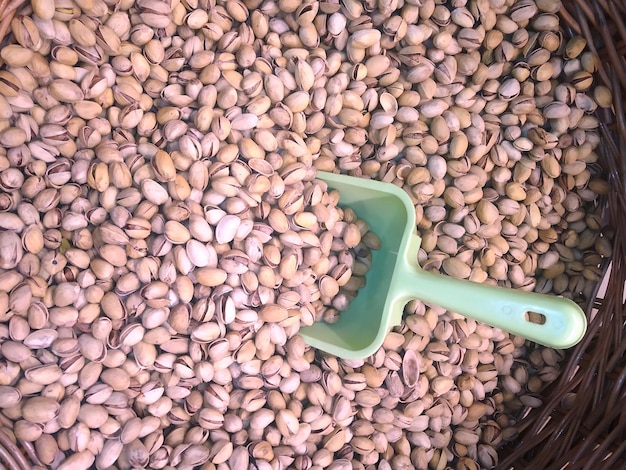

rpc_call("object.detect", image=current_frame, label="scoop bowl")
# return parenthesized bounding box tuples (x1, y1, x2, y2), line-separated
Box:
(298, 172, 588, 359)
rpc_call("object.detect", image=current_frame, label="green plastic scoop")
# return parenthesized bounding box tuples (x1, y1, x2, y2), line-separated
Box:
(298, 171, 588, 360)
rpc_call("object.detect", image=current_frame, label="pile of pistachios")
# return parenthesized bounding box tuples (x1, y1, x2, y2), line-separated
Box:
(0, 0, 611, 468)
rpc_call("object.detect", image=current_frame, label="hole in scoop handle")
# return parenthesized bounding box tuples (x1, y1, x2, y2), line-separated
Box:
(403, 240, 587, 348)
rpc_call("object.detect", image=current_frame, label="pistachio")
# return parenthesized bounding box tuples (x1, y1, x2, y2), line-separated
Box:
(349, 30, 382, 49)
(22, 397, 61, 424)
(0, 230, 23, 269)
(0, 386, 22, 408)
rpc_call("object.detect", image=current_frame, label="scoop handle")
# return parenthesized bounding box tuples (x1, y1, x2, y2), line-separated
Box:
(400, 234, 587, 349)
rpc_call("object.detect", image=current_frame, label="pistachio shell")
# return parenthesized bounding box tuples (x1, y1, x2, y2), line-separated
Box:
(24, 364, 63, 385)
(259, 304, 289, 323)
(215, 215, 241, 244)
(22, 397, 61, 424)
(0, 386, 22, 408)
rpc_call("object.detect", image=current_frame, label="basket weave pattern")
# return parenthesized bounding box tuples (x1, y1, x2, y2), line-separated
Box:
(500, 0, 626, 468)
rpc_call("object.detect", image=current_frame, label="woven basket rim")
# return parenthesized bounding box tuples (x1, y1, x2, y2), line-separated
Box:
(500, 0, 626, 467)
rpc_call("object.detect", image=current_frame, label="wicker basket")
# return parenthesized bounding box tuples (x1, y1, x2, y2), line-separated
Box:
(0, 0, 624, 469)
(0, 414, 43, 469)
(499, 1, 626, 468)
